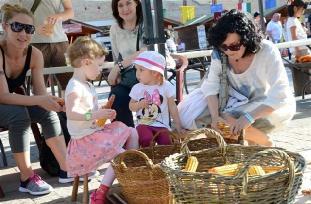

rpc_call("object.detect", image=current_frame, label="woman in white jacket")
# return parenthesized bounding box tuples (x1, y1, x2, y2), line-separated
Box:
(178, 10, 295, 146)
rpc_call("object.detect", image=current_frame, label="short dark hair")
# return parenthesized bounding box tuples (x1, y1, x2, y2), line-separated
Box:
(208, 9, 262, 57)
(253, 11, 260, 18)
(111, 0, 143, 29)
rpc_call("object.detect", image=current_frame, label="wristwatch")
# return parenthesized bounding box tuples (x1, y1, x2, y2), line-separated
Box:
(84, 110, 92, 121)
(117, 61, 125, 71)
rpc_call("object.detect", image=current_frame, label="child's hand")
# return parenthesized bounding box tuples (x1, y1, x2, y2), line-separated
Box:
(94, 109, 116, 120)
(139, 99, 149, 109)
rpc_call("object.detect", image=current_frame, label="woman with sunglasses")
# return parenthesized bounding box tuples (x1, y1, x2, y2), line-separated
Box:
(0, 4, 69, 195)
(179, 10, 295, 146)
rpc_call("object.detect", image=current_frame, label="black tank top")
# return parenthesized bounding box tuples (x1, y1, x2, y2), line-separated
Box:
(0, 46, 32, 93)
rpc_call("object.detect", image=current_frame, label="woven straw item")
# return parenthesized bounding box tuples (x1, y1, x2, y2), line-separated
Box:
(184, 128, 245, 152)
(122, 130, 182, 168)
(112, 150, 173, 204)
(161, 143, 306, 204)
(122, 128, 243, 168)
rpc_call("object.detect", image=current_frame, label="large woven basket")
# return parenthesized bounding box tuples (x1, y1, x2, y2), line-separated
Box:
(184, 128, 245, 151)
(161, 143, 306, 204)
(112, 150, 172, 204)
(123, 128, 243, 168)
(121, 130, 182, 168)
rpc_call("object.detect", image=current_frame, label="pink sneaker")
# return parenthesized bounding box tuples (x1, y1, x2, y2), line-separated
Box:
(90, 185, 109, 204)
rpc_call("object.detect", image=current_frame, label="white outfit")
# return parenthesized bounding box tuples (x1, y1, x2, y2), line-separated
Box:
(286, 17, 309, 54)
(182, 40, 295, 131)
(266, 20, 283, 43)
(65, 78, 99, 139)
(109, 24, 144, 60)
(129, 81, 175, 128)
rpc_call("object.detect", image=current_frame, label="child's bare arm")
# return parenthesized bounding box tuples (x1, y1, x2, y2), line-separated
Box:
(129, 98, 148, 112)
(167, 96, 184, 132)
(66, 92, 116, 121)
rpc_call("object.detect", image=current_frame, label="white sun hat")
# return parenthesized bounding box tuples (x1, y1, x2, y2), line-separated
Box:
(133, 51, 166, 76)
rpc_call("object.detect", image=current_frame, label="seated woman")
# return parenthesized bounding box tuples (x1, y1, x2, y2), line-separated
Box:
(107, 0, 145, 127)
(178, 10, 296, 146)
(0, 4, 69, 195)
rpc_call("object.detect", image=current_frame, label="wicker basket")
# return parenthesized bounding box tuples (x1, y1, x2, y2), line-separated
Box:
(184, 128, 245, 152)
(161, 143, 306, 204)
(122, 128, 244, 169)
(112, 150, 172, 204)
(122, 130, 182, 168)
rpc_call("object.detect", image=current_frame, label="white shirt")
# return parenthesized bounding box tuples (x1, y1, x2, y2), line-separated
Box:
(109, 24, 144, 61)
(266, 20, 283, 42)
(65, 78, 99, 139)
(22, 0, 68, 43)
(129, 81, 175, 128)
(286, 17, 308, 53)
(201, 40, 295, 113)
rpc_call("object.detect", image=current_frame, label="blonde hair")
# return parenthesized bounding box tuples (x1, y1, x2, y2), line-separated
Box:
(66, 36, 108, 68)
(1, 4, 34, 23)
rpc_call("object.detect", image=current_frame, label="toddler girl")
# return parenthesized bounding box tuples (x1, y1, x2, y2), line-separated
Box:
(129, 51, 184, 147)
(64, 36, 139, 204)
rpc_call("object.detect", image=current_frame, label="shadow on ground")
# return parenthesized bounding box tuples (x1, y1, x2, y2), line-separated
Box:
(293, 98, 311, 120)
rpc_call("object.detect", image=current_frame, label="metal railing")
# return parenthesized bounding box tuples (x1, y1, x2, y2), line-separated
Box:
(25, 38, 311, 98)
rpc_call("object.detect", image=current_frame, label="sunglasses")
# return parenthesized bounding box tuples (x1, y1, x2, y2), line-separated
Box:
(219, 42, 242, 52)
(7, 22, 35, 34)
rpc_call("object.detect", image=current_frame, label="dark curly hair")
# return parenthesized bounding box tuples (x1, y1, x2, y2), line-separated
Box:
(208, 9, 262, 57)
(111, 0, 143, 29)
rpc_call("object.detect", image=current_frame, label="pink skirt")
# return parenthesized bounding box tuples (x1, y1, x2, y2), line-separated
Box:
(66, 121, 131, 177)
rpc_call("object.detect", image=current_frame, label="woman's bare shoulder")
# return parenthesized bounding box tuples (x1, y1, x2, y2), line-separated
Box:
(29, 46, 44, 69)
(30, 46, 44, 61)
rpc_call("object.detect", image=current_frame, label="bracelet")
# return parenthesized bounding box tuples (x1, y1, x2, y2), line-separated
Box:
(84, 110, 92, 121)
(117, 61, 124, 71)
(243, 112, 255, 124)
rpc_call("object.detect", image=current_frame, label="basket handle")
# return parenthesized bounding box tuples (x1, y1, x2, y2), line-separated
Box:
(236, 148, 295, 196)
(118, 150, 155, 171)
(150, 129, 180, 147)
(180, 128, 227, 156)
(147, 130, 181, 161)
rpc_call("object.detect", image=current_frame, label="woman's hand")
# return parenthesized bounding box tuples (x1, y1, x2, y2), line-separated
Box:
(93, 109, 117, 120)
(46, 14, 62, 25)
(38, 95, 63, 112)
(230, 115, 252, 135)
(176, 127, 186, 134)
(211, 116, 227, 132)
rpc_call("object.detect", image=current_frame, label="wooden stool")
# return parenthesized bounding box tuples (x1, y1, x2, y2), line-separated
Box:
(71, 175, 89, 204)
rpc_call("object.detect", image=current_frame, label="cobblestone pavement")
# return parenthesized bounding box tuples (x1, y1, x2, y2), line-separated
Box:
(1, 83, 311, 204)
